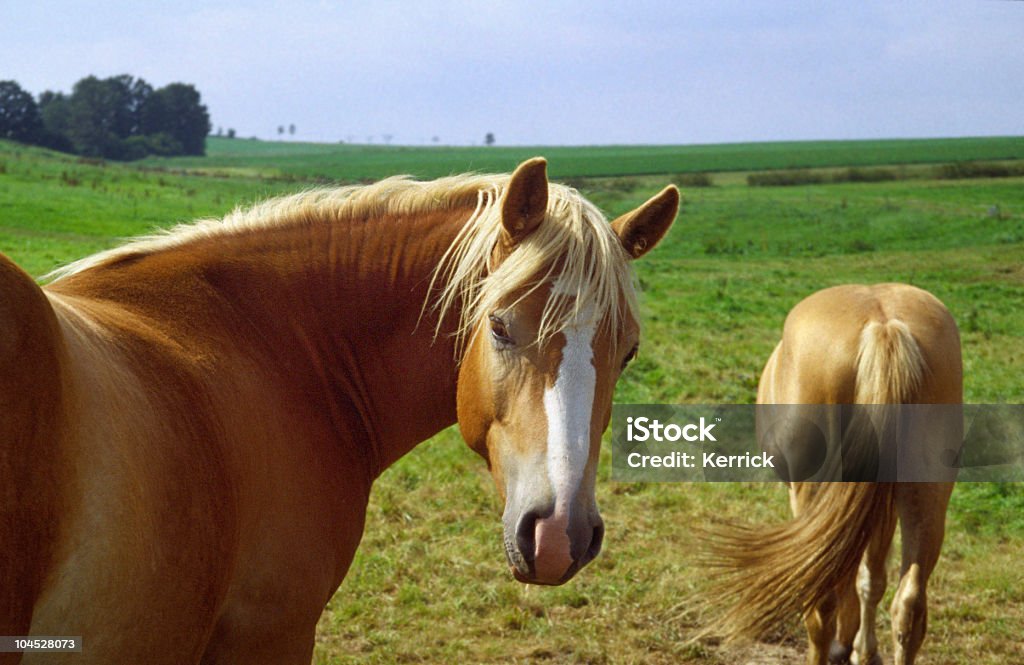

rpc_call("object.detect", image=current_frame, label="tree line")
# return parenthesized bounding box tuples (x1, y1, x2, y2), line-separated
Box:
(0, 75, 211, 160)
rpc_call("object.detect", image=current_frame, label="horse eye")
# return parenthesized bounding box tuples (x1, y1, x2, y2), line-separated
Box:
(489, 314, 514, 345)
(622, 344, 639, 369)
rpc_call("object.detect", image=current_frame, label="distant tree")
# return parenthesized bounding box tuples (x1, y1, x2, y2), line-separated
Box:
(143, 83, 211, 155)
(288, 123, 295, 136)
(125, 77, 154, 136)
(382, 133, 393, 145)
(61, 74, 157, 158)
(37, 91, 75, 152)
(38, 91, 69, 131)
(484, 132, 495, 146)
(1, 75, 213, 159)
(67, 75, 122, 157)
(227, 128, 236, 139)
(0, 80, 43, 144)
(102, 75, 132, 140)
(431, 135, 439, 144)
(102, 74, 152, 139)
(278, 125, 284, 136)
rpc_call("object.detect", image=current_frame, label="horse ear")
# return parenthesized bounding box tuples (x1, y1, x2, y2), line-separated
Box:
(610, 185, 679, 259)
(501, 157, 549, 245)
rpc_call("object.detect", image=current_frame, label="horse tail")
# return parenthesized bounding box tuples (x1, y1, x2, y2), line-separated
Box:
(854, 318, 924, 406)
(840, 318, 925, 479)
(701, 318, 924, 642)
(0, 253, 66, 636)
(700, 482, 897, 642)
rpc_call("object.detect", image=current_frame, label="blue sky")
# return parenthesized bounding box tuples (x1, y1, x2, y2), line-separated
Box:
(2, 1, 1022, 145)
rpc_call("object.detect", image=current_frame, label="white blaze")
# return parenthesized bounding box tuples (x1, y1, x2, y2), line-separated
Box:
(542, 315, 596, 513)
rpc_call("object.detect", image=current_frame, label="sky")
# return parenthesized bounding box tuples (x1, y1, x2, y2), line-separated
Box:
(2, 1, 1022, 146)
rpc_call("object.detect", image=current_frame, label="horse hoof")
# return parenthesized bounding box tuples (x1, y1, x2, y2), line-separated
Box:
(828, 641, 852, 665)
(849, 651, 883, 665)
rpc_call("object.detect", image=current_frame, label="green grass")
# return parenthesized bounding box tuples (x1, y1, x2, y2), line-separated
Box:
(139, 135, 1024, 181)
(0, 140, 296, 276)
(1, 136, 1022, 664)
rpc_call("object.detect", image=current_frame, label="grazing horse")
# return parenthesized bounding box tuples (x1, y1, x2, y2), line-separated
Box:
(0, 158, 678, 664)
(704, 284, 962, 665)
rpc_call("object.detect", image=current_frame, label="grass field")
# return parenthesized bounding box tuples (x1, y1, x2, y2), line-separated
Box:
(1, 136, 1022, 664)
(143, 135, 1024, 181)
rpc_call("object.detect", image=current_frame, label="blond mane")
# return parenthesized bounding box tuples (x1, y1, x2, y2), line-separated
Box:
(44, 175, 494, 281)
(45, 172, 638, 351)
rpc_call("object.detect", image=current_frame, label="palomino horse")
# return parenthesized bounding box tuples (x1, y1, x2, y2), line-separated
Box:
(705, 284, 962, 665)
(0, 158, 678, 664)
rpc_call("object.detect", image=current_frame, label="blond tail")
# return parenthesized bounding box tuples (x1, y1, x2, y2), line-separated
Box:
(699, 318, 924, 642)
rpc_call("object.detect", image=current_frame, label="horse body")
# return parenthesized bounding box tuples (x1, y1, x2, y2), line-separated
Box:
(13, 207, 464, 663)
(1, 160, 678, 663)
(707, 283, 962, 665)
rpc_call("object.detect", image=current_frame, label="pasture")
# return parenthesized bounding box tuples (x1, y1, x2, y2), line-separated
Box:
(1, 137, 1022, 663)
(148, 135, 1024, 181)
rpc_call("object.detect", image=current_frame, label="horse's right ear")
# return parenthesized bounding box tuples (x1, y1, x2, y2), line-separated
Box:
(501, 157, 548, 245)
(610, 185, 679, 260)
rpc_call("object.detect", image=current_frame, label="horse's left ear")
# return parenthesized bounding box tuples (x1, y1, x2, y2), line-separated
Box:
(610, 185, 679, 260)
(501, 157, 549, 245)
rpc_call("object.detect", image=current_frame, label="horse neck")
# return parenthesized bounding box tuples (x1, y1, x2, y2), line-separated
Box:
(50, 204, 471, 478)
(285, 208, 468, 474)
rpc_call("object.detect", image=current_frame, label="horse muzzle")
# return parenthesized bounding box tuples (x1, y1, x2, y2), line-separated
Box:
(503, 504, 604, 585)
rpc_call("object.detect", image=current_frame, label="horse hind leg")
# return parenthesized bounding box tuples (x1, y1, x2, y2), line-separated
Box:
(890, 482, 953, 665)
(829, 580, 859, 665)
(848, 510, 896, 665)
(803, 590, 839, 665)
(826, 502, 895, 665)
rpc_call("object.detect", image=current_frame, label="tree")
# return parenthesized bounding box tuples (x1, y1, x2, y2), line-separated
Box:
(67, 75, 122, 157)
(65, 75, 202, 159)
(101, 74, 150, 139)
(124, 76, 154, 137)
(0, 80, 43, 144)
(1, 75, 212, 159)
(142, 83, 211, 155)
(37, 91, 75, 152)
(484, 132, 495, 146)
(288, 124, 295, 136)
(39, 91, 70, 134)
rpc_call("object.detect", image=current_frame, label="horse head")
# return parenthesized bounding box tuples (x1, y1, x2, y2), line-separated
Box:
(452, 158, 677, 584)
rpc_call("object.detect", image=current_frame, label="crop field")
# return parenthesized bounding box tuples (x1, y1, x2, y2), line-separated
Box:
(146, 135, 1024, 181)
(1, 136, 1022, 664)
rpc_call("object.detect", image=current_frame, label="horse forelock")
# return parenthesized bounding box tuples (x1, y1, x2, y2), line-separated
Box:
(428, 180, 639, 355)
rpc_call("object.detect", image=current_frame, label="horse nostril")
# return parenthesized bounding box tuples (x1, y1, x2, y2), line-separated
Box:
(585, 521, 604, 563)
(515, 511, 539, 563)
